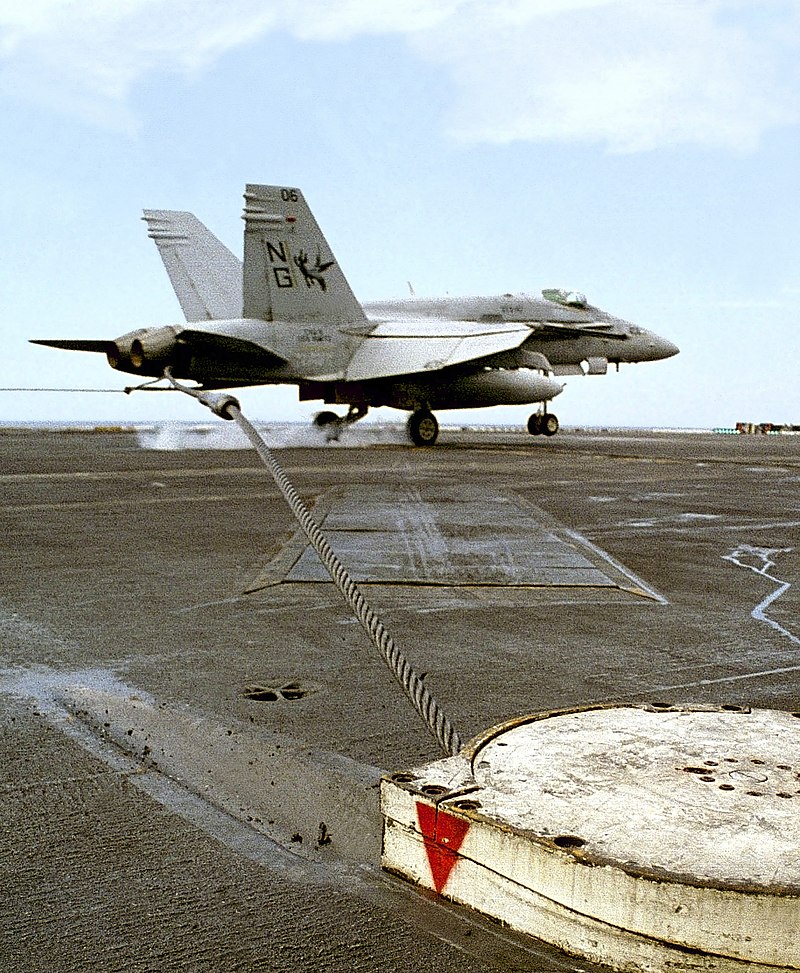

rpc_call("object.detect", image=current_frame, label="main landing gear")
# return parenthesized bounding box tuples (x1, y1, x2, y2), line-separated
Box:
(313, 404, 368, 441)
(407, 409, 439, 446)
(527, 410, 559, 437)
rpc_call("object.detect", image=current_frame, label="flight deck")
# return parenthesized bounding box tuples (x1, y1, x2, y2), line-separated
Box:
(1, 426, 799, 972)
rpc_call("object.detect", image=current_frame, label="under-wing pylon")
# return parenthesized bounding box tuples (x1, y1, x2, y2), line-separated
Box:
(33, 184, 678, 445)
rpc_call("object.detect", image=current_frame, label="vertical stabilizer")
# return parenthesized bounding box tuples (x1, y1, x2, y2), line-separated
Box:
(143, 210, 242, 322)
(242, 184, 366, 324)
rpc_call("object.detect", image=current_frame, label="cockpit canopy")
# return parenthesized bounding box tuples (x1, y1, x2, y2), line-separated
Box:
(542, 288, 588, 309)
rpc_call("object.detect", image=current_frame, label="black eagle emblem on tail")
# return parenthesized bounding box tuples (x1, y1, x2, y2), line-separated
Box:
(295, 248, 334, 291)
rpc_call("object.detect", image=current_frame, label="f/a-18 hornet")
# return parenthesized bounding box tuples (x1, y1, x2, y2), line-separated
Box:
(33, 184, 678, 445)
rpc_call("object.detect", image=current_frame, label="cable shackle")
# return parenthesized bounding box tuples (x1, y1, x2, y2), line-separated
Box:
(162, 370, 240, 419)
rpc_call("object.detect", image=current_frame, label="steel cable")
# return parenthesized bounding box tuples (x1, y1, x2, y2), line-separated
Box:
(163, 374, 463, 756)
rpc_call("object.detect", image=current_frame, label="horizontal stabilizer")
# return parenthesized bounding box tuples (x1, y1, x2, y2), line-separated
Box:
(30, 339, 112, 354)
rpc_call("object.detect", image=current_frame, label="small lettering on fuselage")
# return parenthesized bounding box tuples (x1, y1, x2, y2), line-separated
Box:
(299, 328, 327, 344)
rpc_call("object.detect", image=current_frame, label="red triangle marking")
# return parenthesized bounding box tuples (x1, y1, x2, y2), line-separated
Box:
(416, 801, 471, 894)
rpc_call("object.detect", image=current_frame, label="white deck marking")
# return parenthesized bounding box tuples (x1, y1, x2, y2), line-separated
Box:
(635, 545, 798, 694)
(723, 543, 798, 648)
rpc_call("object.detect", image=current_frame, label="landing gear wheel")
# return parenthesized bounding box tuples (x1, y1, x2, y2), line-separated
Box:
(313, 410, 341, 442)
(313, 410, 338, 428)
(527, 413, 543, 436)
(407, 410, 439, 446)
(542, 413, 559, 436)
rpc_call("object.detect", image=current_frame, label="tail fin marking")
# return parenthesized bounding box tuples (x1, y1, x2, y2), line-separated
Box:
(242, 185, 366, 325)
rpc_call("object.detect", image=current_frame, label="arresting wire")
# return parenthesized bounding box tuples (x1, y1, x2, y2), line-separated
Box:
(163, 373, 463, 757)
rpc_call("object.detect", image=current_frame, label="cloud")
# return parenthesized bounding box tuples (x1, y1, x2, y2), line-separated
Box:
(0, 1, 282, 128)
(0, 0, 797, 149)
(277, 0, 464, 40)
(412, 0, 800, 151)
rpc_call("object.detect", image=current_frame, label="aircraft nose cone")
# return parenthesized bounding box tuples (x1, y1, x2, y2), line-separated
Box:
(648, 335, 680, 360)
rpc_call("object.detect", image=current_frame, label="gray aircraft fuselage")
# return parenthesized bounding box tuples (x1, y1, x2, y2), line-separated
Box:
(363, 296, 678, 373)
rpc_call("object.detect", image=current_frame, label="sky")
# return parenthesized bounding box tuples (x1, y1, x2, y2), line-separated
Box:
(1, 0, 798, 429)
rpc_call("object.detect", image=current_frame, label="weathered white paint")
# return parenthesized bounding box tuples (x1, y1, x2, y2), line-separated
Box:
(381, 704, 800, 971)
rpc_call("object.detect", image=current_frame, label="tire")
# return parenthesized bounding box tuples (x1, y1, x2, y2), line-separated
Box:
(542, 413, 559, 436)
(527, 413, 543, 436)
(407, 410, 439, 446)
(313, 410, 339, 428)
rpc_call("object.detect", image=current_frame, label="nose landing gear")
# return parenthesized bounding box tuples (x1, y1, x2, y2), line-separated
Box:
(527, 410, 559, 437)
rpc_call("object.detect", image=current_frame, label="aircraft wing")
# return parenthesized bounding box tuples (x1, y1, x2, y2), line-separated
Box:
(342, 321, 531, 382)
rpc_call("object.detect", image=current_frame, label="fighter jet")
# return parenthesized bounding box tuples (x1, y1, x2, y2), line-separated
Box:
(33, 184, 678, 446)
